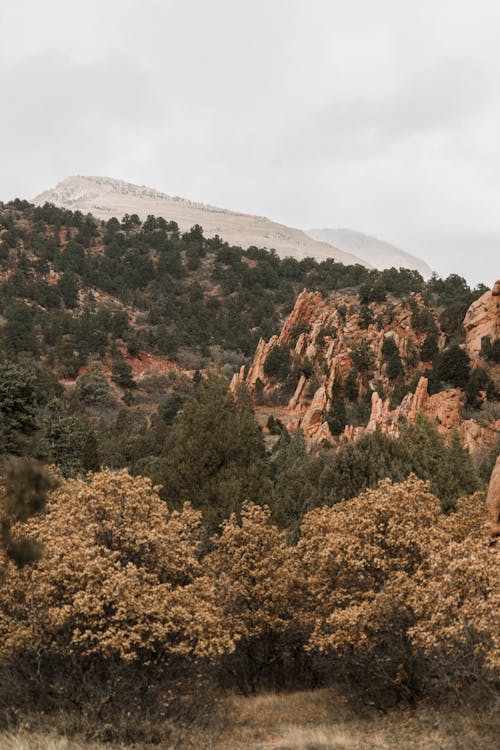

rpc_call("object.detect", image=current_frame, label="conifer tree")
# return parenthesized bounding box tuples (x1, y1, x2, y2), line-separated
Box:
(157, 375, 270, 531)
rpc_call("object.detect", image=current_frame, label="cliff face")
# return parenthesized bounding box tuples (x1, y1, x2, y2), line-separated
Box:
(235, 285, 500, 453)
(464, 280, 500, 358)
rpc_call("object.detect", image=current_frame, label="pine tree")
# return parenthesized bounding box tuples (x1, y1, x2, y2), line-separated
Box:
(157, 375, 270, 531)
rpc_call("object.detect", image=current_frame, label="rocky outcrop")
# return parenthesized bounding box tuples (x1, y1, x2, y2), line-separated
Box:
(241, 285, 499, 454)
(301, 386, 328, 439)
(461, 418, 500, 454)
(464, 281, 500, 358)
(278, 289, 325, 344)
(486, 455, 500, 537)
(363, 377, 463, 440)
(246, 335, 279, 387)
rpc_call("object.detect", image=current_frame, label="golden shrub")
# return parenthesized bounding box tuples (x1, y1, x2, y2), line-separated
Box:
(296, 477, 498, 671)
(0, 470, 232, 662)
(206, 501, 298, 644)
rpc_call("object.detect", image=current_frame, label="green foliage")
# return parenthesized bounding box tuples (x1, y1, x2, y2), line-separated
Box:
(2, 302, 38, 355)
(269, 429, 323, 538)
(0, 360, 38, 454)
(466, 366, 496, 408)
(411, 305, 437, 334)
(381, 337, 403, 381)
(111, 358, 136, 390)
(37, 399, 99, 476)
(400, 416, 478, 510)
(264, 344, 292, 381)
(0, 457, 57, 566)
(344, 371, 359, 402)
(74, 369, 114, 407)
(57, 271, 79, 308)
(350, 340, 373, 374)
(318, 416, 478, 511)
(420, 333, 439, 362)
(155, 376, 270, 531)
(434, 345, 470, 389)
(316, 325, 336, 349)
(480, 335, 500, 364)
(359, 304, 374, 329)
(289, 322, 310, 344)
(359, 281, 387, 304)
(326, 395, 347, 436)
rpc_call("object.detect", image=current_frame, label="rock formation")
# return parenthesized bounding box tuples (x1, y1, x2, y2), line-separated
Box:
(486, 454, 500, 537)
(464, 281, 500, 358)
(240, 284, 499, 454)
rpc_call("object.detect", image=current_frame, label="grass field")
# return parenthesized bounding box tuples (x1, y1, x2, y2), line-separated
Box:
(0, 688, 497, 749)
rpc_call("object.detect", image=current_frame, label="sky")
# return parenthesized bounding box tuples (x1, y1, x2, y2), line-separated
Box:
(0, 0, 499, 285)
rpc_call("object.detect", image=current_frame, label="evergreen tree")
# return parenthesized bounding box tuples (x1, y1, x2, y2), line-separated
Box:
(111, 358, 136, 390)
(0, 360, 38, 454)
(434, 345, 470, 389)
(420, 333, 439, 362)
(270, 429, 323, 538)
(156, 376, 270, 531)
(326, 395, 347, 436)
(381, 337, 403, 381)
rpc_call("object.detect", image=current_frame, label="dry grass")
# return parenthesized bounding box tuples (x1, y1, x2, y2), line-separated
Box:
(0, 688, 497, 750)
(0, 734, 117, 750)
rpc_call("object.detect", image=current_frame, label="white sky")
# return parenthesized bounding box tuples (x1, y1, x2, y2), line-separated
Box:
(1, 0, 499, 285)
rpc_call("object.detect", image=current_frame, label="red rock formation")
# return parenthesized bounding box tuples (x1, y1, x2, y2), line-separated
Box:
(241, 285, 498, 454)
(464, 281, 500, 358)
(301, 386, 328, 439)
(278, 289, 325, 344)
(486, 454, 500, 537)
(246, 335, 279, 386)
(362, 377, 464, 441)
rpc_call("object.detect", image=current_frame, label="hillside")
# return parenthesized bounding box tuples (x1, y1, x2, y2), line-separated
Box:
(34, 176, 370, 267)
(0, 196, 499, 747)
(307, 227, 432, 277)
(0, 197, 497, 496)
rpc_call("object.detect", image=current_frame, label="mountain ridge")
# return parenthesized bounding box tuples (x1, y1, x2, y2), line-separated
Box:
(306, 227, 432, 278)
(34, 176, 370, 268)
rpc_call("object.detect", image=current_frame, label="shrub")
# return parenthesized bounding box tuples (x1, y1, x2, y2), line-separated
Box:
(264, 344, 292, 381)
(434, 345, 470, 389)
(0, 471, 231, 664)
(296, 477, 498, 696)
(480, 335, 500, 364)
(381, 336, 403, 381)
(74, 369, 114, 407)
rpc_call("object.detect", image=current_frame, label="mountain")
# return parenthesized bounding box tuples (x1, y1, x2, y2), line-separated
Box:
(306, 227, 432, 278)
(34, 176, 369, 268)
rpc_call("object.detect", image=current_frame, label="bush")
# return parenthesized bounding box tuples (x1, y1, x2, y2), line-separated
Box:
(480, 335, 500, 363)
(381, 337, 403, 381)
(297, 477, 498, 698)
(0, 471, 231, 664)
(264, 344, 292, 381)
(434, 345, 470, 389)
(74, 369, 114, 407)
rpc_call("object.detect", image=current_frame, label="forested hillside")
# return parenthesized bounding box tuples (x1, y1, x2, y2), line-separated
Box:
(0, 199, 498, 745)
(0, 199, 497, 516)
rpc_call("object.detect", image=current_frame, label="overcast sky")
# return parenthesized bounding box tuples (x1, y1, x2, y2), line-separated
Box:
(1, 0, 499, 285)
